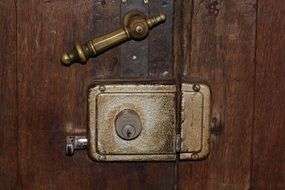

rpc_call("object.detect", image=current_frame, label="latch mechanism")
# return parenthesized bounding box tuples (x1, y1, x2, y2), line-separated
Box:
(66, 136, 88, 156)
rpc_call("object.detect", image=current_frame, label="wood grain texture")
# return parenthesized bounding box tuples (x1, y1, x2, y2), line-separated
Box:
(16, 0, 175, 189)
(0, 1, 18, 189)
(252, 0, 285, 189)
(1, 0, 284, 189)
(178, 0, 256, 189)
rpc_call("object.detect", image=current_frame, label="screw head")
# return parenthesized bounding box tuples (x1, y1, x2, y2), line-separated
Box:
(135, 25, 144, 34)
(99, 85, 106, 92)
(193, 84, 201, 92)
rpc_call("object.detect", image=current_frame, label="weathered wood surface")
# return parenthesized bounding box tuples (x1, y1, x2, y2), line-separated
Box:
(252, 0, 285, 189)
(0, 0, 18, 189)
(15, 0, 175, 189)
(178, 0, 256, 189)
(0, 0, 284, 189)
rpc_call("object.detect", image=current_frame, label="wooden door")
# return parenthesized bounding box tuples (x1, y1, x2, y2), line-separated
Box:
(1, 0, 284, 189)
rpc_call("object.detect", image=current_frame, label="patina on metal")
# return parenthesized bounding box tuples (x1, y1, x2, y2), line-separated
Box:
(180, 83, 211, 160)
(88, 84, 177, 161)
(85, 83, 211, 161)
(61, 11, 166, 65)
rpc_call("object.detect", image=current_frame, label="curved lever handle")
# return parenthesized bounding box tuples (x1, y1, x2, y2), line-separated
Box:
(61, 11, 166, 65)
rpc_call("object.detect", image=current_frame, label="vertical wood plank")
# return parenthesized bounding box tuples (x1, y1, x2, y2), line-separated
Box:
(253, 0, 285, 189)
(178, 0, 256, 189)
(0, 1, 18, 189)
(17, 0, 175, 189)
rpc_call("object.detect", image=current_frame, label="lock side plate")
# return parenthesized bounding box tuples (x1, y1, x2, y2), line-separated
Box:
(180, 84, 211, 160)
(88, 84, 177, 161)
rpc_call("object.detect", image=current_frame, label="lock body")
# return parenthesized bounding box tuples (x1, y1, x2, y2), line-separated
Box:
(88, 84, 177, 161)
(87, 83, 211, 161)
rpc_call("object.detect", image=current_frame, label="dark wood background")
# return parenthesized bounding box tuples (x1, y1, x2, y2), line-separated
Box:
(0, 0, 284, 189)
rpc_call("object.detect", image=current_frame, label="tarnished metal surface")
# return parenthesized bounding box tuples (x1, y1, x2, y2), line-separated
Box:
(115, 109, 142, 140)
(88, 84, 177, 161)
(61, 11, 166, 66)
(180, 83, 211, 160)
(87, 83, 211, 161)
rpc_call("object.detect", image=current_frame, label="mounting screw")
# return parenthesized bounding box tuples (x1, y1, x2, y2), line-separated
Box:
(99, 85, 106, 92)
(131, 55, 137, 60)
(135, 25, 144, 34)
(193, 84, 201, 92)
(144, 0, 149, 4)
(99, 155, 106, 161)
(122, 0, 127, 3)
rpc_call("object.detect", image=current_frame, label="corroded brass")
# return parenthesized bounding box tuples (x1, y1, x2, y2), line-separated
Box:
(61, 11, 166, 65)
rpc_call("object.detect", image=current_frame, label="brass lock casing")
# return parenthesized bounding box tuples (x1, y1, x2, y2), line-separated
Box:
(87, 83, 211, 161)
(88, 84, 177, 161)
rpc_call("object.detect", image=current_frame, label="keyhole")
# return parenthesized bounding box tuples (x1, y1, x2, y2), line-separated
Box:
(121, 124, 136, 140)
(115, 109, 142, 140)
(127, 129, 131, 137)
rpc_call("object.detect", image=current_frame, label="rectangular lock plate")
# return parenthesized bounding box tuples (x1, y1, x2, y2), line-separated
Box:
(180, 84, 211, 160)
(88, 83, 211, 161)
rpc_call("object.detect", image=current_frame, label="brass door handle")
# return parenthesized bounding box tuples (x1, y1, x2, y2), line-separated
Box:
(61, 11, 166, 65)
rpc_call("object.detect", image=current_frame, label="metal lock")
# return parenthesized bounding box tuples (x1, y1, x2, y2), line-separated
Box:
(66, 83, 212, 161)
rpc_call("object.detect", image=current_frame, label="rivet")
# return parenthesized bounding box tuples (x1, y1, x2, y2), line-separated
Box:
(191, 153, 198, 159)
(99, 85, 106, 92)
(131, 55, 137, 60)
(99, 155, 106, 161)
(135, 25, 144, 34)
(122, 0, 127, 3)
(193, 84, 200, 92)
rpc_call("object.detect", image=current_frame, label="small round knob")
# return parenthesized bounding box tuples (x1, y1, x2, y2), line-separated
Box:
(115, 109, 142, 140)
(61, 53, 72, 65)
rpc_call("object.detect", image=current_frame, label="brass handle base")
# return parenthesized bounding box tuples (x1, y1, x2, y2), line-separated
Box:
(61, 11, 166, 65)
